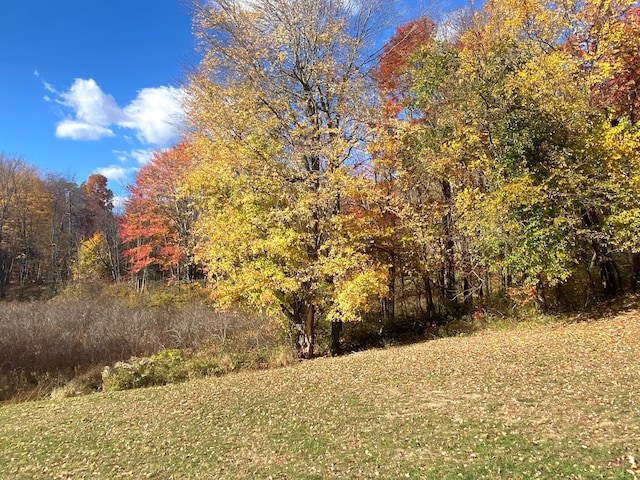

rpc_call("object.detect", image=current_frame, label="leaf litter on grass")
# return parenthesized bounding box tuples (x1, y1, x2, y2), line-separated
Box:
(0, 310, 639, 478)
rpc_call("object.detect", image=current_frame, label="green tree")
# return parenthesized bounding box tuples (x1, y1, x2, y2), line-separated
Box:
(403, 0, 640, 306)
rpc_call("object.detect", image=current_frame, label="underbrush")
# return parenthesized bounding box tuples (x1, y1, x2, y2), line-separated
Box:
(98, 344, 294, 393)
(0, 283, 291, 403)
(5, 281, 638, 403)
(2, 308, 639, 478)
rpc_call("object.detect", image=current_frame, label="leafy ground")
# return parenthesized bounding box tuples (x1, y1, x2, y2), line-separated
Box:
(1, 310, 639, 479)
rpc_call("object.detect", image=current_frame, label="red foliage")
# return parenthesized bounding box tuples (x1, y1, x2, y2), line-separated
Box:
(120, 141, 193, 275)
(604, 6, 640, 123)
(374, 16, 436, 118)
(578, 6, 640, 123)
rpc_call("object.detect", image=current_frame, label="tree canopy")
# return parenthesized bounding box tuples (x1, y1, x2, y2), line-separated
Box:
(2, 0, 639, 358)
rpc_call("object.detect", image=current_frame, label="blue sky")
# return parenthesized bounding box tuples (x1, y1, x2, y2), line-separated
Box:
(0, 0, 456, 201)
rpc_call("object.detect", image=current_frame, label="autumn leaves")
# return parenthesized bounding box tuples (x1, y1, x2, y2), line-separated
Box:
(124, 0, 640, 357)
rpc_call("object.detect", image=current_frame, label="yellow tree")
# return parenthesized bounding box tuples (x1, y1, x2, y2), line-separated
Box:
(10, 168, 50, 287)
(73, 232, 114, 282)
(442, 0, 640, 302)
(185, 0, 393, 357)
(0, 154, 51, 296)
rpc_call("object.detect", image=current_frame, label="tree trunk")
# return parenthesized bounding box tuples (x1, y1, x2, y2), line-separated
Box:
(290, 296, 315, 359)
(442, 178, 456, 303)
(591, 242, 620, 298)
(330, 320, 343, 356)
(381, 265, 395, 320)
(632, 253, 640, 293)
(423, 274, 434, 323)
(535, 275, 548, 312)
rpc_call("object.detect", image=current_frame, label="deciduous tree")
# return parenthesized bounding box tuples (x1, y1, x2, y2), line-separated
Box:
(186, 0, 393, 357)
(120, 142, 197, 286)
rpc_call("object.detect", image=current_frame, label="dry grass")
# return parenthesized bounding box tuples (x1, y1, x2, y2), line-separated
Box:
(0, 308, 639, 478)
(0, 286, 280, 402)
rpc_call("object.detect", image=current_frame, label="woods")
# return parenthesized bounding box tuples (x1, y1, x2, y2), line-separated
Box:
(2, 0, 640, 360)
(0, 153, 119, 297)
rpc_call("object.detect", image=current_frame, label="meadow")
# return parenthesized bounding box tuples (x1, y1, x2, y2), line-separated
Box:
(1, 307, 638, 478)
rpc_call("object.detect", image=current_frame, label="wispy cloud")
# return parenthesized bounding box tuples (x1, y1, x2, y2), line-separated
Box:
(56, 120, 115, 141)
(112, 148, 155, 166)
(34, 70, 58, 95)
(120, 86, 185, 144)
(39, 75, 185, 145)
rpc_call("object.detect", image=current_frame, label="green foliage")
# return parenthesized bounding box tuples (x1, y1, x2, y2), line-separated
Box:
(102, 349, 187, 391)
(101, 345, 297, 392)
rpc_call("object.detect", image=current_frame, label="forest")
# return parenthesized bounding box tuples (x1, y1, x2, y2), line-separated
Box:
(1, 0, 639, 398)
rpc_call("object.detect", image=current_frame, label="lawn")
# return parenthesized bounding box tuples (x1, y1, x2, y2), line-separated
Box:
(1, 310, 639, 479)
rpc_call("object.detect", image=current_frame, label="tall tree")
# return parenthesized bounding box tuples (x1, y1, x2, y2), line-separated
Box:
(374, 15, 478, 316)
(402, 0, 640, 305)
(120, 142, 197, 286)
(80, 174, 121, 282)
(186, 0, 393, 358)
(374, 15, 437, 119)
(0, 154, 43, 296)
(11, 169, 49, 287)
(43, 174, 84, 292)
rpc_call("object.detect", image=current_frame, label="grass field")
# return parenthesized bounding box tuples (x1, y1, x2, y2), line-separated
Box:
(1, 309, 639, 479)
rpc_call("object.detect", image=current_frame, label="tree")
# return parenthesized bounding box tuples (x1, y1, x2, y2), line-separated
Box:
(0, 154, 49, 296)
(80, 174, 121, 282)
(120, 142, 197, 286)
(42, 174, 85, 292)
(186, 0, 393, 358)
(10, 168, 49, 287)
(397, 0, 640, 307)
(73, 232, 114, 281)
(373, 14, 483, 318)
(374, 15, 437, 119)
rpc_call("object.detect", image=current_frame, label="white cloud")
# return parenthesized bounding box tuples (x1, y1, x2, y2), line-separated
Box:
(113, 150, 129, 162)
(55, 120, 114, 141)
(130, 148, 155, 165)
(436, 9, 468, 42)
(44, 77, 184, 146)
(112, 195, 128, 211)
(229, 0, 257, 10)
(94, 165, 138, 184)
(121, 86, 185, 144)
(58, 78, 125, 127)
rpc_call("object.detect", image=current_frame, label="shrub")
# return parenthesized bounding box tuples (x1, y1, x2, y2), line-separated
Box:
(102, 349, 188, 391)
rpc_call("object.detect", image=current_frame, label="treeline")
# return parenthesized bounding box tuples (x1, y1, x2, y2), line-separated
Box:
(4, 0, 640, 361)
(0, 154, 120, 298)
(176, 0, 640, 358)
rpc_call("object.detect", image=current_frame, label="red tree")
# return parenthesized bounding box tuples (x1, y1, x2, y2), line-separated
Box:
(575, 5, 640, 124)
(120, 141, 196, 283)
(373, 16, 436, 118)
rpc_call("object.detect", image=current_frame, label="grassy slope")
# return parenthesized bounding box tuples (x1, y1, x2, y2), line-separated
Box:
(1, 311, 639, 479)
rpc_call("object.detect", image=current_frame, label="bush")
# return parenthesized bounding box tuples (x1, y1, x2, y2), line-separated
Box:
(102, 349, 188, 391)
(100, 345, 297, 392)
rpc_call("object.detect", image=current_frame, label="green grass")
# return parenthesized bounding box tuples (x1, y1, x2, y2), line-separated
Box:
(1, 310, 639, 478)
